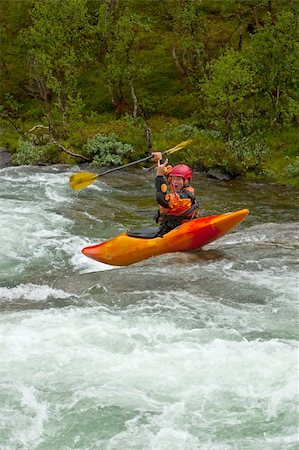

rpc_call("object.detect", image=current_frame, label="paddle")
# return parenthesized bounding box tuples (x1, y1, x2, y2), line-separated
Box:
(69, 139, 192, 190)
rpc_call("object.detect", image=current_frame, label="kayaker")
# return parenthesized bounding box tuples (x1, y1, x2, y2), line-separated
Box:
(151, 152, 199, 235)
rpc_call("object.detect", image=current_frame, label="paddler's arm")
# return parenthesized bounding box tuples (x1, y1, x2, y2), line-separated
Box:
(155, 176, 170, 208)
(152, 156, 171, 208)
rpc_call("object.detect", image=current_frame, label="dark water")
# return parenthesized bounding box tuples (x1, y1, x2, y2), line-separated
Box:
(0, 165, 298, 450)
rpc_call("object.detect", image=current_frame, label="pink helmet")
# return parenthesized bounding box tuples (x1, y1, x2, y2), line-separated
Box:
(169, 164, 193, 180)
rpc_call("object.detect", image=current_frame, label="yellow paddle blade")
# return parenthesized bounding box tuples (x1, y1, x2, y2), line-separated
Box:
(69, 172, 98, 190)
(166, 139, 193, 155)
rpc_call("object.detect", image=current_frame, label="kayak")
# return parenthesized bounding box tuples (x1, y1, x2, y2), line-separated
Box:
(82, 209, 249, 266)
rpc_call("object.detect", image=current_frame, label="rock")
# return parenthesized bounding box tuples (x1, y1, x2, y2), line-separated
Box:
(207, 168, 231, 181)
(0, 148, 12, 168)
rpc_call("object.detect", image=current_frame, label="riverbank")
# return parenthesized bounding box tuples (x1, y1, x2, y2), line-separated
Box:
(1, 2, 297, 188)
(1, 117, 298, 186)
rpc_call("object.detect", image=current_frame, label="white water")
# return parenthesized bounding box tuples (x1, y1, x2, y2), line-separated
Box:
(0, 166, 298, 450)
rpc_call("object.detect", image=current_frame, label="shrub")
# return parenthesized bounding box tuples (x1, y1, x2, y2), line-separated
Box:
(11, 140, 50, 165)
(176, 123, 199, 139)
(224, 137, 269, 175)
(84, 133, 134, 166)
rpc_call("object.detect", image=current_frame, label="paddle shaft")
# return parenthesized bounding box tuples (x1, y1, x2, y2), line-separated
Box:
(93, 140, 192, 178)
(95, 155, 152, 178)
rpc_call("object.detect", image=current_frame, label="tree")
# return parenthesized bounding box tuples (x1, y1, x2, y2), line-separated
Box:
(202, 10, 298, 139)
(0, 0, 31, 91)
(22, 0, 94, 132)
(166, 0, 207, 87)
(96, 0, 151, 118)
(203, 50, 256, 141)
(247, 11, 299, 125)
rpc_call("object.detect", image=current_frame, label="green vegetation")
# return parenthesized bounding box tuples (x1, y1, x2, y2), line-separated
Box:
(85, 133, 134, 165)
(0, 0, 298, 185)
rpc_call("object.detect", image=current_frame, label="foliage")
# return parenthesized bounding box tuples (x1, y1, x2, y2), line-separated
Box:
(179, 136, 227, 170)
(203, 50, 256, 140)
(12, 140, 51, 165)
(223, 136, 269, 175)
(0, 0, 298, 184)
(0, 94, 24, 132)
(96, 2, 151, 117)
(246, 11, 299, 125)
(202, 10, 298, 141)
(85, 134, 135, 166)
(21, 0, 94, 129)
(166, 0, 207, 86)
(0, 0, 32, 100)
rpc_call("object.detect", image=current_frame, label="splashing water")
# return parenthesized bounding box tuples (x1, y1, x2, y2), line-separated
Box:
(0, 165, 298, 450)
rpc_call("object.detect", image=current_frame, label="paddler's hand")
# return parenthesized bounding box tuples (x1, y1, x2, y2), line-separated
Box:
(151, 152, 162, 162)
(156, 158, 169, 176)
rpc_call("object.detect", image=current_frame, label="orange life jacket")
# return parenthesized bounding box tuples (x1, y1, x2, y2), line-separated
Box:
(161, 186, 197, 218)
(155, 176, 198, 228)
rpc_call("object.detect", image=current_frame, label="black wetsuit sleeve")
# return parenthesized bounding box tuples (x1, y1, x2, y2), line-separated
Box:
(155, 176, 170, 208)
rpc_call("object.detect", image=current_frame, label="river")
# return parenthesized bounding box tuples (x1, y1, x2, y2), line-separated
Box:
(0, 165, 298, 450)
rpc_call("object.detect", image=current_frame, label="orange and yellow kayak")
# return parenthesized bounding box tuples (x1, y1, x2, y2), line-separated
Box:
(82, 209, 249, 266)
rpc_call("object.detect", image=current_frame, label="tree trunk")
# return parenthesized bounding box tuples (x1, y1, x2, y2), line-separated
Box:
(51, 139, 90, 161)
(172, 41, 186, 76)
(26, 125, 49, 134)
(130, 81, 138, 118)
(237, 11, 242, 51)
(275, 85, 280, 124)
(224, 105, 232, 142)
(0, 54, 7, 73)
(107, 78, 116, 106)
(26, 125, 90, 161)
(252, 6, 260, 27)
(144, 126, 152, 151)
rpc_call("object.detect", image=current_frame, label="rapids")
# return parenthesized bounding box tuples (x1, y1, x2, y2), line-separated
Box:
(0, 165, 298, 450)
